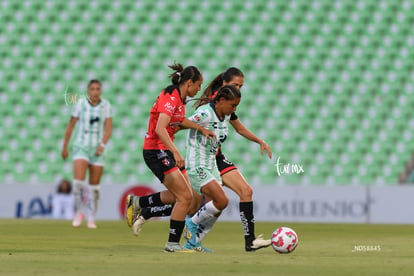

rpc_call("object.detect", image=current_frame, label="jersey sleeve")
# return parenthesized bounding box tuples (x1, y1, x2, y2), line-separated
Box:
(71, 99, 82, 118)
(104, 101, 112, 118)
(188, 107, 211, 128)
(157, 92, 179, 117)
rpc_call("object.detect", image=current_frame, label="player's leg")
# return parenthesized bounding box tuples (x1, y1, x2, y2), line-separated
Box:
(162, 169, 194, 252)
(134, 187, 203, 237)
(72, 158, 89, 227)
(185, 168, 228, 250)
(87, 164, 104, 229)
(221, 169, 270, 251)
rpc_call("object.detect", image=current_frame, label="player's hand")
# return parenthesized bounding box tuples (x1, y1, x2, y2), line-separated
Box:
(260, 140, 273, 159)
(172, 150, 185, 168)
(61, 148, 69, 160)
(200, 128, 216, 140)
(95, 145, 104, 156)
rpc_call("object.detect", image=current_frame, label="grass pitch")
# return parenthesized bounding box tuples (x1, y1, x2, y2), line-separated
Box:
(0, 219, 413, 276)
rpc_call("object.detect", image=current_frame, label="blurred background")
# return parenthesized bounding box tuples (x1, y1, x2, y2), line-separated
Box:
(1, 0, 414, 221)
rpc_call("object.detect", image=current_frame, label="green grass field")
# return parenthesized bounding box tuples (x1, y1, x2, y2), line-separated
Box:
(1, 219, 413, 276)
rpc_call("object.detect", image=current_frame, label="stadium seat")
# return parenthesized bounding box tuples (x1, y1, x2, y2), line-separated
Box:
(1, 0, 412, 186)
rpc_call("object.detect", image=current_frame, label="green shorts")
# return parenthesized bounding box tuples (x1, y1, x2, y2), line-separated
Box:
(72, 145, 105, 166)
(187, 166, 221, 195)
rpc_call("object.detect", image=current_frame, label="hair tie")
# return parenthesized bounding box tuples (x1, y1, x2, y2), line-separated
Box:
(176, 72, 182, 82)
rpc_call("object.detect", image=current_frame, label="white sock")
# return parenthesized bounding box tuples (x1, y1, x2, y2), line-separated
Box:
(196, 216, 218, 243)
(88, 185, 100, 219)
(73, 180, 86, 214)
(192, 201, 220, 225)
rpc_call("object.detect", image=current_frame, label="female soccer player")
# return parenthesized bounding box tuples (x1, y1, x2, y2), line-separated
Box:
(183, 85, 241, 252)
(61, 79, 112, 229)
(194, 67, 273, 251)
(126, 63, 216, 252)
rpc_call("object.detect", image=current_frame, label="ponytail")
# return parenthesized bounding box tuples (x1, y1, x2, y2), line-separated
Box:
(168, 62, 201, 86)
(193, 67, 244, 109)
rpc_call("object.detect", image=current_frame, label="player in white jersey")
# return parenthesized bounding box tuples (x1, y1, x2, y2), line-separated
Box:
(61, 80, 112, 229)
(183, 85, 241, 251)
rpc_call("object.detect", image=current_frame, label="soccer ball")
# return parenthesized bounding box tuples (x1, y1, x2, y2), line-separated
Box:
(271, 227, 299, 253)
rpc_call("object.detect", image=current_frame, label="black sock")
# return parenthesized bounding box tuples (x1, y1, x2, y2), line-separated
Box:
(139, 192, 164, 207)
(141, 204, 173, 220)
(168, 219, 185, 243)
(240, 201, 255, 245)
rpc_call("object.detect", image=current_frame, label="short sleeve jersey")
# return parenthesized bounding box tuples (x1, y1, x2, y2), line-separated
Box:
(71, 98, 112, 148)
(186, 102, 231, 169)
(143, 85, 186, 150)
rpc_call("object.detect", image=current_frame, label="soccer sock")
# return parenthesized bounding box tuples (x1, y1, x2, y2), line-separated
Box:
(89, 185, 100, 217)
(240, 201, 255, 244)
(139, 192, 164, 207)
(73, 180, 85, 214)
(192, 201, 220, 225)
(141, 205, 173, 220)
(168, 219, 185, 243)
(196, 216, 218, 243)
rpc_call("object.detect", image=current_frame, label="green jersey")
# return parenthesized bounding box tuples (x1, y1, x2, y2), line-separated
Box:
(186, 102, 230, 170)
(72, 98, 112, 148)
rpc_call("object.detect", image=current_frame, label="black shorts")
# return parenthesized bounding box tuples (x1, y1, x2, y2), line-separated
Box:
(143, 149, 186, 183)
(215, 151, 237, 176)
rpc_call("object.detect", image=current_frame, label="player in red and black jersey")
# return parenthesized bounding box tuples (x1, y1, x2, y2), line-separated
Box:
(193, 67, 273, 251)
(126, 63, 215, 253)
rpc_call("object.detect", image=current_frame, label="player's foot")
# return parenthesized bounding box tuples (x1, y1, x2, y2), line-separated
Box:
(184, 217, 198, 245)
(72, 213, 84, 227)
(126, 194, 141, 227)
(183, 241, 213, 252)
(87, 217, 97, 229)
(245, 234, 271, 252)
(164, 242, 194, 253)
(132, 215, 146, 236)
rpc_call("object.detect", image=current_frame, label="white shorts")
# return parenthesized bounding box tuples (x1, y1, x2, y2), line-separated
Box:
(187, 166, 221, 195)
(72, 145, 105, 166)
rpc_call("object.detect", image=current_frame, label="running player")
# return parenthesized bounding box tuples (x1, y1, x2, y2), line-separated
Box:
(183, 85, 241, 252)
(193, 67, 273, 251)
(125, 63, 216, 252)
(61, 79, 112, 229)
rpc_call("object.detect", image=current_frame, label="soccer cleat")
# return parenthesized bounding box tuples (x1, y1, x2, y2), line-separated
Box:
(183, 241, 213, 253)
(72, 213, 84, 227)
(164, 242, 194, 253)
(184, 217, 198, 245)
(132, 215, 146, 236)
(87, 220, 97, 229)
(245, 234, 271, 252)
(126, 194, 141, 227)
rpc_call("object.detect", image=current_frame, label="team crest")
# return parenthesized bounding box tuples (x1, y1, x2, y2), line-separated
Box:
(162, 158, 170, 166)
(196, 168, 207, 179)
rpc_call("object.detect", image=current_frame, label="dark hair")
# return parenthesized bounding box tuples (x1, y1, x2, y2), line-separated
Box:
(194, 67, 244, 108)
(88, 79, 101, 88)
(57, 179, 72, 194)
(168, 63, 202, 86)
(214, 85, 241, 103)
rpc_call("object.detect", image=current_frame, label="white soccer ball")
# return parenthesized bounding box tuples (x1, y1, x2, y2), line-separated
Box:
(271, 226, 299, 254)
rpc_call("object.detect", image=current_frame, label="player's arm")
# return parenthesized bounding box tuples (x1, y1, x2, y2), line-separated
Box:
(179, 118, 216, 139)
(95, 117, 112, 156)
(229, 119, 273, 159)
(61, 116, 78, 160)
(156, 113, 185, 168)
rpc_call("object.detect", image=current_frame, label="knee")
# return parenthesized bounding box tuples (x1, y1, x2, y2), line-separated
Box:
(179, 188, 193, 206)
(215, 194, 229, 211)
(239, 185, 253, 201)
